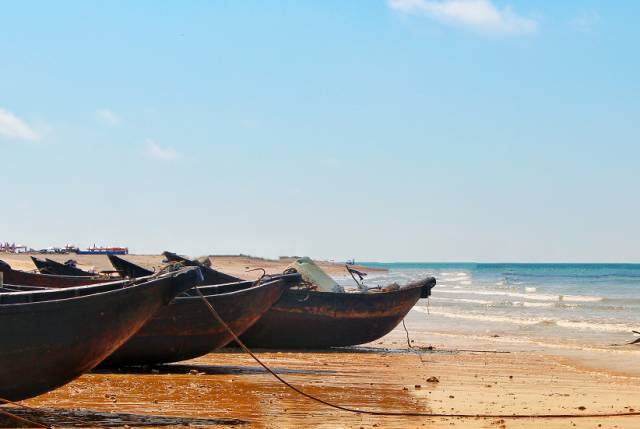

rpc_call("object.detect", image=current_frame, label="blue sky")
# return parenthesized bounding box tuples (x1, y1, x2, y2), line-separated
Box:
(1, 1, 638, 262)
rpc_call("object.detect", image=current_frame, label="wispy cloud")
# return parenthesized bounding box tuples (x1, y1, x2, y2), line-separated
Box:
(0, 108, 39, 141)
(95, 109, 122, 126)
(144, 139, 181, 161)
(388, 0, 538, 35)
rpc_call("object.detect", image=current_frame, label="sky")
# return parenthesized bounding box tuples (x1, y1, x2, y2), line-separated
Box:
(1, 1, 639, 262)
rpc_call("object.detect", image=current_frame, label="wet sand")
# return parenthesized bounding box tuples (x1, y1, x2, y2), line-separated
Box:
(6, 329, 637, 428)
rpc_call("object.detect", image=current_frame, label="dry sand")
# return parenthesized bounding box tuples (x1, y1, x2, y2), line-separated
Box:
(0, 253, 382, 279)
(1, 253, 639, 428)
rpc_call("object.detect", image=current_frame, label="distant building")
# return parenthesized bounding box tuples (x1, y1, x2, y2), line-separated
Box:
(75, 245, 129, 255)
(0, 242, 28, 253)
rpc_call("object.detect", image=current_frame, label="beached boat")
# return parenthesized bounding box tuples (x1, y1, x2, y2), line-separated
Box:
(239, 276, 435, 348)
(108, 254, 154, 278)
(102, 273, 301, 366)
(0, 260, 110, 287)
(4, 255, 301, 365)
(30, 256, 49, 272)
(162, 251, 239, 284)
(161, 252, 436, 348)
(31, 256, 95, 277)
(0, 267, 202, 401)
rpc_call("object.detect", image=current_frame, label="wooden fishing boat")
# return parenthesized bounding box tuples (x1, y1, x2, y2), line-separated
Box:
(0, 267, 202, 401)
(108, 254, 154, 278)
(31, 256, 95, 277)
(102, 273, 301, 366)
(239, 277, 435, 348)
(4, 255, 300, 365)
(30, 256, 49, 272)
(161, 252, 437, 349)
(162, 251, 240, 284)
(0, 260, 112, 287)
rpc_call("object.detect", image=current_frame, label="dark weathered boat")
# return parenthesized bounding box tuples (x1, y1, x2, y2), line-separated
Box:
(30, 256, 49, 272)
(239, 277, 435, 348)
(4, 255, 300, 365)
(162, 251, 239, 284)
(101, 273, 300, 366)
(31, 256, 95, 277)
(161, 252, 436, 349)
(0, 260, 112, 287)
(0, 267, 202, 401)
(108, 254, 154, 278)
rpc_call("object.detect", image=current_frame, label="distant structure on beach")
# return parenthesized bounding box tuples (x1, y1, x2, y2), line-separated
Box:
(37, 244, 79, 254)
(0, 242, 28, 253)
(1, 241, 129, 255)
(75, 245, 129, 255)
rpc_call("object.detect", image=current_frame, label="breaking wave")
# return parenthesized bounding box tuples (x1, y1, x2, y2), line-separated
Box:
(429, 297, 494, 305)
(413, 306, 542, 325)
(433, 288, 603, 303)
(413, 306, 638, 334)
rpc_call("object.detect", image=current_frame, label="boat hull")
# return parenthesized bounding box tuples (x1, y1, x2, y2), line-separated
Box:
(0, 268, 200, 401)
(239, 278, 435, 348)
(31, 256, 94, 277)
(108, 254, 154, 278)
(102, 277, 292, 366)
(0, 261, 110, 287)
(162, 251, 241, 284)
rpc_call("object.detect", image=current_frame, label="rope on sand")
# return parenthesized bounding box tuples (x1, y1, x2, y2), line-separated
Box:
(196, 286, 640, 420)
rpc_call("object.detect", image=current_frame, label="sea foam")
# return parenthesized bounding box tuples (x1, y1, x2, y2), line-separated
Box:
(433, 288, 602, 303)
(413, 306, 636, 334)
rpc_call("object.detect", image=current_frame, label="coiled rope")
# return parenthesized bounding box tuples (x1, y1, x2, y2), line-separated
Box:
(195, 286, 640, 420)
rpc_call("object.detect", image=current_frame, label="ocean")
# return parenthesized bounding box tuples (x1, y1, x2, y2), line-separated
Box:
(336, 263, 640, 349)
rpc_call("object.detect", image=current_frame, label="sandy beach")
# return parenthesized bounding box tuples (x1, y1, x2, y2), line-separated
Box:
(13, 330, 640, 429)
(0, 253, 382, 280)
(0, 254, 638, 428)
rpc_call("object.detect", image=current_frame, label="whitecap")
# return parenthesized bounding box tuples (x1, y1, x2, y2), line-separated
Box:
(512, 301, 555, 308)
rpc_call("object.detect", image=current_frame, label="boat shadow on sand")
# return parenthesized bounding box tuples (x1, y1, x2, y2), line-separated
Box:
(0, 407, 245, 427)
(94, 346, 456, 377)
(220, 345, 458, 355)
(94, 362, 338, 376)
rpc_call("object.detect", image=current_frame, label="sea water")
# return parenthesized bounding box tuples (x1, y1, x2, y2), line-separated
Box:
(336, 263, 640, 349)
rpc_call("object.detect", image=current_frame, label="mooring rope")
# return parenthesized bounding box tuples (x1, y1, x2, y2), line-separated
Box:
(401, 319, 413, 349)
(196, 286, 640, 419)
